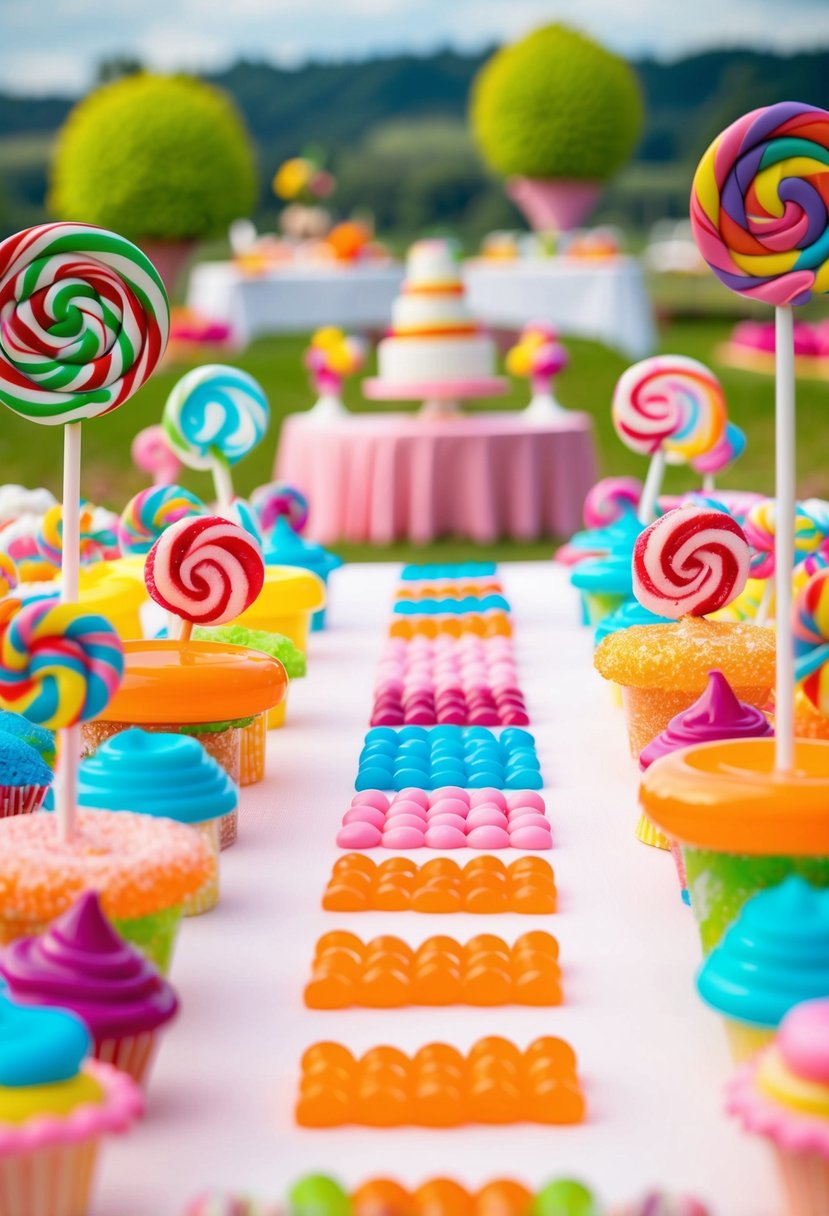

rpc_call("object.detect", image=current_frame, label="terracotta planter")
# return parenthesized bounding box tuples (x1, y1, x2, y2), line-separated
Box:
(138, 239, 197, 296)
(506, 178, 602, 233)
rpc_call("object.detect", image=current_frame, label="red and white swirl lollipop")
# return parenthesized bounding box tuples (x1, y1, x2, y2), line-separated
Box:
(632, 506, 750, 619)
(145, 516, 265, 638)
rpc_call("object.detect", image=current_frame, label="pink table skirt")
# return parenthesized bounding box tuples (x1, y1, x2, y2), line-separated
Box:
(276, 411, 598, 544)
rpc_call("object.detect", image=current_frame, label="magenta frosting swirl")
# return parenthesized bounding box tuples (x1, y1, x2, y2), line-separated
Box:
(0, 892, 177, 1039)
(639, 670, 772, 770)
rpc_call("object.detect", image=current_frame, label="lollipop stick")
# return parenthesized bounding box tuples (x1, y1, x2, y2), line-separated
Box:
(637, 449, 666, 525)
(179, 620, 193, 643)
(702, 473, 715, 493)
(212, 458, 235, 515)
(58, 421, 83, 842)
(775, 304, 795, 773)
(756, 579, 774, 627)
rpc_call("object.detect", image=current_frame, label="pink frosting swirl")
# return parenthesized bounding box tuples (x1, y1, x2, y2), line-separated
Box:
(639, 670, 772, 770)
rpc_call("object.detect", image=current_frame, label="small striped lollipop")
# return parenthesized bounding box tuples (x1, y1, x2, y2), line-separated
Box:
(0, 222, 168, 425)
(226, 498, 263, 547)
(0, 599, 124, 729)
(582, 477, 642, 530)
(117, 485, 206, 557)
(145, 516, 265, 628)
(0, 554, 18, 599)
(36, 504, 107, 567)
(794, 568, 829, 714)
(251, 481, 309, 535)
(163, 365, 269, 471)
(612, 356, 727, 463)
(691, 421, 746, 479)
(744, 497, 826, 579)
(633, 506, 750, 618)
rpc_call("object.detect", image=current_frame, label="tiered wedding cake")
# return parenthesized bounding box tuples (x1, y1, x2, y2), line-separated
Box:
(376, 240, 496, 385)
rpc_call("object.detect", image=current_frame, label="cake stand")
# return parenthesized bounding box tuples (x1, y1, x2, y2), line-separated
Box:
(363, 376, 508, 418)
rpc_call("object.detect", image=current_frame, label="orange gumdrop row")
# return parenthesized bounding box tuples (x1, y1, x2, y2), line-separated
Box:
(395, 580, 505, 603)
(295, 1036, 585, 1128)
(350, 1177, 533, 1216)
(304, 930, 562, 1009)
(321, 855, 557, 915)
(388, 613, 512, 641)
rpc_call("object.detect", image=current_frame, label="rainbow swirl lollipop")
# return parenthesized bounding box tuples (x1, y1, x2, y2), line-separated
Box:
(691, 421, 746, 477)
(612, 355, 727, 463)
(36, 504, 107, 567)
(0, 554, 18, 599)
(0, 599, 124, 729)
(0, 222, 168, 424)
(117, 484, 206, 557)
(251, 481, 309, 535)
(162, 365, 270, 471)
(582, 477, 642, 530)
(794, 568, 829, 713)
(691, 102, 829, 306)
(744, 497, 826, 579)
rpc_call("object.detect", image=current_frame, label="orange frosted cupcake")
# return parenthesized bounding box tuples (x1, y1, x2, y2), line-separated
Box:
(594, 506, 774, 756)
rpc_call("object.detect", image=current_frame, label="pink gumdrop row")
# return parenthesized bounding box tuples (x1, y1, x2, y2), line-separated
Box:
(336, 788, 551, 851)
(371, 634, 529, 727)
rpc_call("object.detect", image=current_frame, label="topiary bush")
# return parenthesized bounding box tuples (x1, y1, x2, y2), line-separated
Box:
(50, 73, 257, 240)
(470, 25, 644, 182)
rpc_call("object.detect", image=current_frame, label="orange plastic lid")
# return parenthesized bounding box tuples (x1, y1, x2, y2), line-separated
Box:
(639, 737, 829, 855)
(99, 640, 287, 725)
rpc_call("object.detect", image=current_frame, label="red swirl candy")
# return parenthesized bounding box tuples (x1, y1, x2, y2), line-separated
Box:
(633, 506, 750, 619)
(145, 515, 264, 626)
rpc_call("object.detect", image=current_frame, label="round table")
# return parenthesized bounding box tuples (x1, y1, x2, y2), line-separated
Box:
(276, 410, 598, 545)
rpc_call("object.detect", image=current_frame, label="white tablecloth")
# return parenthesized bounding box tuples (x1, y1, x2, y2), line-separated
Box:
(96, 563, 777, 1216)
(187, 259, 656, 357)
(186, 262, 405, 343)
(464, 258, 657, 359)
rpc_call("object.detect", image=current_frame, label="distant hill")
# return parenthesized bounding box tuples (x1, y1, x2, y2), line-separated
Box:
(1, 45, 827, 241)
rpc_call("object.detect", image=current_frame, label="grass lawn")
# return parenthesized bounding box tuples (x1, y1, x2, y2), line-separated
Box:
(1, 310, 827, 562)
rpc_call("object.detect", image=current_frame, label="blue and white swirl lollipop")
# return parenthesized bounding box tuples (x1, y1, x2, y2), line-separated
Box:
(162, 364, 270, 509)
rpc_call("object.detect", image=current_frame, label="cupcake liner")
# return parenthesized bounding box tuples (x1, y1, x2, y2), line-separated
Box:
(0, 1139, 99, 1216)
(670, 841, 690, 904)
(0, 786, 49, 819)
(634, 812, 671, 851)
(219, 809, 238, 851)
(95, 1031, 159, 1087)
(775, 1145, 829, 1216)
(239, 715, 267, 787)
(183, 821, 221, 917)
(723, 1018, 775, 1064)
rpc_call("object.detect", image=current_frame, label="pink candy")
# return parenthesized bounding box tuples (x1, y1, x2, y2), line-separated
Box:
(371, 633, 529, 726)
(336, 788, 552, 851)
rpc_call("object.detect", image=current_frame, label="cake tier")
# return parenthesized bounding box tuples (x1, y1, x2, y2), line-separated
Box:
(378, 335, 495, 384)
(392, 292, 477, 335)
(405, 241, 463, 289)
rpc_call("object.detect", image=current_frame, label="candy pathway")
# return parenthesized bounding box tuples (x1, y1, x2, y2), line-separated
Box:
(95, 563, 778, 1215)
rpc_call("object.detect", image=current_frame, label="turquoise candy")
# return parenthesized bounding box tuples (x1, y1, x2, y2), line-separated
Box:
(0, 995, 90, 1087)
(78, 728, 236, 823)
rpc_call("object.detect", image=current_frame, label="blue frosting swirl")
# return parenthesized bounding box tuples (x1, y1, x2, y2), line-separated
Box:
(0, 995, 90, 1086)
(0, 712, 55, 767)
(264, 516, 342, 579)
(594, 599, 673, 645)
(0, 732, 54, 790)
(567, 506, 644, 554)
(570, 552, 634, 597)
(78, 728, 237, 824)
(697, 877, 829, 1028)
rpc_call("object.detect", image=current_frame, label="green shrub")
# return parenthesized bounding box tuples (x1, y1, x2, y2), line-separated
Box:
(470, 25, 644, 182)
(50, 73, 257, 240)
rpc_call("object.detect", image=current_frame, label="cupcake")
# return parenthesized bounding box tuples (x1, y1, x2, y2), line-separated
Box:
(81, 639, 286, 847)
(263, 516, 342, 632)
(0, 994, 141, 1216)
(570, 552, 634, 629)
(0, 809, 214, 974)
(0, 710, 55, 768)
(78, 729, 236, 915)
(0, 731, 53, 819)
(638, 671, 773, 863)
(0, 891, 177, 1087)
(697, 878, 829, 1063)
(727, 998, 829, 1216)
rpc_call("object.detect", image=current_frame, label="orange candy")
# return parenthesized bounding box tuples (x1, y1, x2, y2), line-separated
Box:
(295, 1036, 584, 1128)
(322, 855, 557, 915)
(304, 930, 561, 1009)
(389, 614, 512, 640)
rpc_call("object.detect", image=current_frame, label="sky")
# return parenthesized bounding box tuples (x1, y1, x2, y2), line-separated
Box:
(2, 0, 829, 95)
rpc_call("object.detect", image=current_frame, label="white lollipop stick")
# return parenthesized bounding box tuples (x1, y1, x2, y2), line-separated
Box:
(637, 449, 666, 525)
(212, 459, 235, 515)
(703, 473, 716, 493)
(775, 305, 795, 773)
(57, 421, 82, 843)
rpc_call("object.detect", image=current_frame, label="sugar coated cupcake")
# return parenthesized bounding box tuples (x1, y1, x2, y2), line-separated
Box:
(594, 507, 774, 756)
(0, 891, 177, 1087)
(79, 729, 236, 915)
(0, 994, 141, 1216)
(637, 671, 773, 861)
(727, 998, 829, 1216)
(0, 730, 53, 818)
(0, 809, 214, 974)
(697, 878, 829, 1062)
